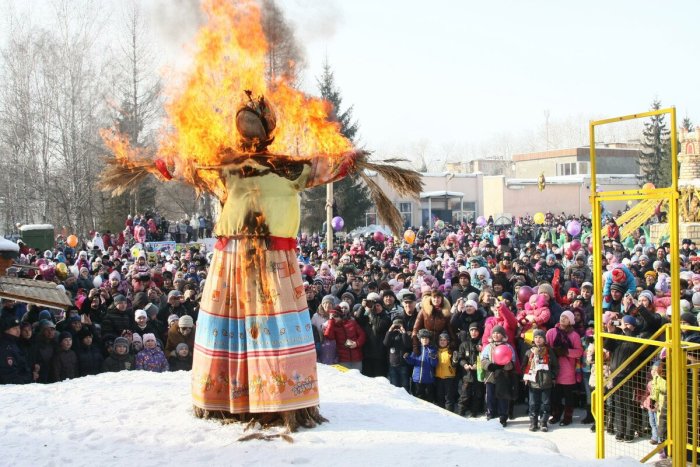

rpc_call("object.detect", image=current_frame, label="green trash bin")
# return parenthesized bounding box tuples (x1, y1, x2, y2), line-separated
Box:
(19, 224, 55, 251)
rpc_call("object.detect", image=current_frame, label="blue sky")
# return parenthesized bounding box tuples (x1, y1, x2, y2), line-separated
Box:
(286, 0, 699, 154)
(3, 0, 698, 160)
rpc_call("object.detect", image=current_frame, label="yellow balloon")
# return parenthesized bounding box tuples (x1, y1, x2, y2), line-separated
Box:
(534, 212, 545, 225)
(403, 229, 416, 244)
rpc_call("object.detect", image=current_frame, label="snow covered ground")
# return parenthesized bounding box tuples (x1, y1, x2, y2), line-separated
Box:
(1, 365, 641, 467)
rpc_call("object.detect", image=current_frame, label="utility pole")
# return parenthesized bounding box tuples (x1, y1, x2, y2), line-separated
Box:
(326, 182, 333, 253)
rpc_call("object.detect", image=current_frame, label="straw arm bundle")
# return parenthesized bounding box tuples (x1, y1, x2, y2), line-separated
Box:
(351, 152, 423, 235)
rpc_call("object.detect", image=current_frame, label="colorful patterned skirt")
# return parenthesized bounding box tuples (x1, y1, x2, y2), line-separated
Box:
(191, 236, 319, 413)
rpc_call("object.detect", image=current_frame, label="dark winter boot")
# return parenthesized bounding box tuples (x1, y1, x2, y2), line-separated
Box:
(580, 405, 594, 424)
(529, 416, 539, 432)
(540, 414, 549, 432)
(549, 407, 562, 424)
(499, 416, 508, 427)
(559, 406, 574, 426)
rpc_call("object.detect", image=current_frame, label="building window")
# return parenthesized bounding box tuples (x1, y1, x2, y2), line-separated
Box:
(398, 202, 412, 228)
(578, 161, 589, 175)
(556, 162, 578, 176)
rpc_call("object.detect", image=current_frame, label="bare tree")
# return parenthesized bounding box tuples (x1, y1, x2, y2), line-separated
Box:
(261, 0, 306, 87)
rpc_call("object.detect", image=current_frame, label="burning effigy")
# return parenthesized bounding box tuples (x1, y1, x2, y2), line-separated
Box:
(99, 0, 421, 433)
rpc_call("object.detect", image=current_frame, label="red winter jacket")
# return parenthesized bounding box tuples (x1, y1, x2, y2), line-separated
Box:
(324, 318, 366, 363)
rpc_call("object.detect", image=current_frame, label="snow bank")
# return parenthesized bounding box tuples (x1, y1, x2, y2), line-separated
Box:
(0, 365, 640, 466)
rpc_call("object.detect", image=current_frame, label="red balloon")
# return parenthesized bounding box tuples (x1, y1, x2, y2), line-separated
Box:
(570, 239, 581, 252)
(373, 231, 385, 242)
(517, 286, 533, 303)
(565, 248, 573, 260)
(492, 344, 513, 365)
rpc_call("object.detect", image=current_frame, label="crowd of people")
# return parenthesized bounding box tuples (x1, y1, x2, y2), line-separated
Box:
(2, 211, 700, 451)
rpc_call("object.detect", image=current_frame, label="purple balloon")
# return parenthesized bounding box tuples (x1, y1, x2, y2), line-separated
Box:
(331, 216, 344, 231)
(476, 216, 487, 227)
(567, 220, 581, 237)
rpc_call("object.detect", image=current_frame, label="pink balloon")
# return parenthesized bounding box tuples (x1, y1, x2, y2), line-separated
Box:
(517, 286, 533, 303)
(492, 344, 513, 365)
(373, 231, 385, 242)
(570, 239, 581, 251)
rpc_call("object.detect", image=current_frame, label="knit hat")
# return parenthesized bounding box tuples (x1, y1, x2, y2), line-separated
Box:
(611, 283, 626, 294)
(581, 282, 593, 290)
(638, 290, 654, 304)
(134, 309, 147, 320)
(167, 314, 180, 326)
(58, 331, 72, 342)
(602, 311, 616, 325)
(175, 342, 189, 353)
(491, 325, 506, 336)
(611, 268, 626, 284)
(681, 312, 698, 326)
(469, 322, 479, 330)
(655, 274, 670, 293)
(438, 331, 450, 341)
(464, 299, 478, 309)
(538, 283, 554, 298)
(533, 329, 546, 339)
(142, 333, 156, 344)
(501, 292, 513, 302)
(132, 334, 143, 344)
(38, 309, 52, 321)
(392, 318, 405, 326)
(693, 292, 700, 307)
(77, 327, 93, 340)
(560, 310, 575, 325)
(321, 294, 336, 305)
(114, 337, 129, 349)
(113, 294, 127, 303)
(645, 270, 658, 279)
(622, 315, 637, 327)
(178, 315, 194, 328)
(417, 328, 431, 339)
(467, 292, 479, 302)
(38, 319, 56, 329)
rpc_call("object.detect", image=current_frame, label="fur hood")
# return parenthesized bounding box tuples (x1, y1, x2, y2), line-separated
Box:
(421, 294, 452, 318)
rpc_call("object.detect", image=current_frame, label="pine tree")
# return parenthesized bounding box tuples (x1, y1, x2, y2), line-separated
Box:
(300, 60, 371, 232)
(638, 100, 671, 188)
(682, 116, 694, 132)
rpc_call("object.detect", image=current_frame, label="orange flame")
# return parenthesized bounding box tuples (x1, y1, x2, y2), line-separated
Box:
(153, 0, 353, 170)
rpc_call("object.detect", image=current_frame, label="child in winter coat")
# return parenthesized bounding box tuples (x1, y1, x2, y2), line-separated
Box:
(102, 337, 135, 372)
(481, 325, 516, 427)
(404, 328, 437, 402)
(454, 323, 485, 417)
(523, 329, 559, 432)
(651, 360, 667, 458)
(434, 332, 457, 412)
(168, 342, 193, 371)
(135, 333, 169, 372)
(517, 294, 551, 344)
(51, 331, 78, 382)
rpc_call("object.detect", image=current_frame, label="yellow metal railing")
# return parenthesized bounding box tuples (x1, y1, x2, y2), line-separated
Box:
(590, 107, 682, 464)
